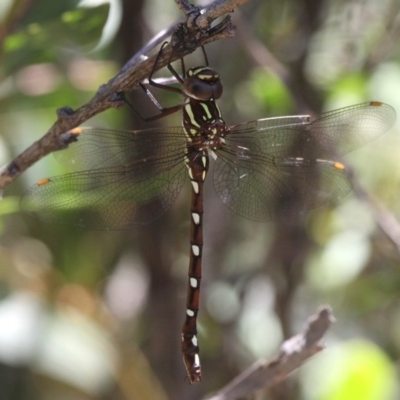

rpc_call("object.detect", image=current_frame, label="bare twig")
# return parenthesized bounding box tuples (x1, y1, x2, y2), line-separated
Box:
(204, 307, 335, 400)
(353, 181, 400, 256)
(0, 0, 240, 195)
(121, 22, 182, 73)
(174, 0, 251, 29)
(197, 0, 251, 29)
(174, 0, 198, 16)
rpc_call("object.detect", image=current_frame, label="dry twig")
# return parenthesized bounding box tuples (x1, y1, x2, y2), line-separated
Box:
(0, 0, 251, 195)
(204, 307, 335, 400)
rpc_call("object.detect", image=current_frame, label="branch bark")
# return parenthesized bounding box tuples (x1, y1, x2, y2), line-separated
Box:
(204, 306, 335, 400)
(174, 0, 251, 28)
(0, 0, 241, 196)
(197, 0, 251, 28)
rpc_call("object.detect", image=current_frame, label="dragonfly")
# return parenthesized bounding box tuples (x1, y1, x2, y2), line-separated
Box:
(21, 43, 396, 384)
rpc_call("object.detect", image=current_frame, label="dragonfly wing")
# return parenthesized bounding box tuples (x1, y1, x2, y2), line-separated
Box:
(215, 102, 395, 221)
(229, 102, 396, 159)
(55, 127, 187, 171)
(214, 148, 352, 221)
(308, 102, 396, 155)
(21, 142, 187, 230)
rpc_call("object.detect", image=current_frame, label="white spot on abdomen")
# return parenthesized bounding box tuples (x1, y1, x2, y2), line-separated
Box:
(192, 213, 200, 225)
(192, 245, 200, 256)
(190, 277, 198, 288)
(187, 309, 195, 317)
(194, 354, 201, 367)
(191, 181, 199, 193)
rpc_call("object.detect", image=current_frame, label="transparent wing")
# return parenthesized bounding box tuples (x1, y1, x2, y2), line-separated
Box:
(214, 150, 352, 221)
(228, 102, 396, 159)
(21, 128, 188, 229)
(55, 127, 187, 171)
(214, 102, 395, 221)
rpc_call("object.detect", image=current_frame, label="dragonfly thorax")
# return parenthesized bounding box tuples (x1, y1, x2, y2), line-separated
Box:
(189, 125, 226, 152)
(183, 66, 223, 101)
(183, 96, 227, 145)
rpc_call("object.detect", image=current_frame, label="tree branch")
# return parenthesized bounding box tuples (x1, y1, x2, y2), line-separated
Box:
(197, 0, 251, 28)
(174, 0, 198, 16)
(353, 180, 400, 256)
(0, 0, 240, 196)
(174, 0, 251, 28)
(204, 306, 335, 400)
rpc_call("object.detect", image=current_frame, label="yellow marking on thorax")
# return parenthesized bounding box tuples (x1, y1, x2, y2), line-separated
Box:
(199, 102, 212, 120)
(185, 103, 201, 128)
(215, 103, 222, 119)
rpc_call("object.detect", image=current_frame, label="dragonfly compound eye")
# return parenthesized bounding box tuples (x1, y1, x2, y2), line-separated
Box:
(184, 69, 223, 100)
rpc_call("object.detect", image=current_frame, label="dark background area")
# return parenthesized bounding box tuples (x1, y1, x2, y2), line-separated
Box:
(1, 0, 400, 399)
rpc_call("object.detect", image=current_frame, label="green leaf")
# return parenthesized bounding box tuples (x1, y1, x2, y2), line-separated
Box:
(2, 3, 110, 72)
(0, 196, 20, 216)
(249, 69, 294, 115)
(303, 340, 398, 400)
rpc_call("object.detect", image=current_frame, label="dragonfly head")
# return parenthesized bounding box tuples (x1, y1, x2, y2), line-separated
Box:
(183, 67, 223, 101)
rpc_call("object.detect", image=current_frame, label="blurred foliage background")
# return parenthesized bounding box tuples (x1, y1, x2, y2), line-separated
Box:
(1, 0, 400, 399)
